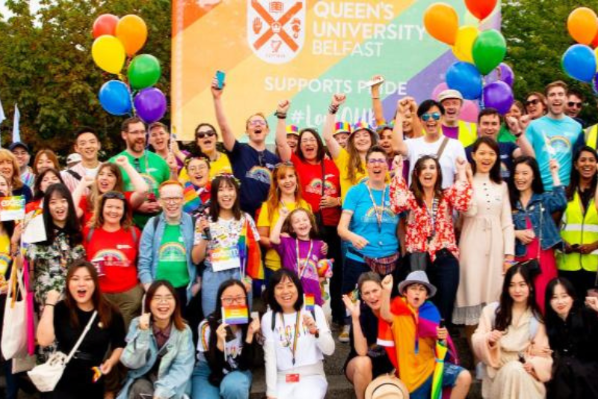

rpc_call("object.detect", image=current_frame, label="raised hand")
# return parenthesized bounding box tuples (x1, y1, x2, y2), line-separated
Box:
(331, 93, 346, 107)
(342, 295, 360, 318)
(277, 100, 291, 114)
(138, 312, 151, 331)
(549, 158, 559, 175)
(114, 156, 129, 167)
(381, 274, 393, 292)
(302, 313, 318, 335)
(455, 156, 467, 173)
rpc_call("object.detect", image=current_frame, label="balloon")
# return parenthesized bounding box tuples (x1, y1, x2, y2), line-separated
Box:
(134, 88, 167, 124)
(98, 80, 132, 116)
(592, 29, 598, 48)
(91, 36, 126, 74)
(423, 3, 459, 45)
(128, 54, 161, 90)
(593, 73, 598, 95)
(460, 100, 479, 123)
(452, 26, 478, 63)
(92, 14, 119, 38)
(487, 63, 514, 87)
(568, 7, 598, 45)
(432, 82, 449, 101)
(446, 62, 483, 100)
(562, 44, 596, 83)
(465, 0, 497, 21)
(472, 29, 507, 75)
(482, 81, 514, 115)
(116, 15, 147, 56)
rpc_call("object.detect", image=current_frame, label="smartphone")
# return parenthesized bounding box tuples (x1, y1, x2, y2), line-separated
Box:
(439, 318, 446, 329)
(216, 70, 226, 89)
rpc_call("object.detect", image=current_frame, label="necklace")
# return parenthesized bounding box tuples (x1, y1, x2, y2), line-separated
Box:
(295, 239, 314, 279)
(365, 183, 386, 233)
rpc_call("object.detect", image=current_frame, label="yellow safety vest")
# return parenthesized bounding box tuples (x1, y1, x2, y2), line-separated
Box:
(441, 120, 477, 147)
(557, 191, 598, 272)
(585, 124, 598, 150)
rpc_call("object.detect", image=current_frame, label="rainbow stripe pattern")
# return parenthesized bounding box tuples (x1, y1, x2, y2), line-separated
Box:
(222, 305, 249, 325)
(304, 294, 315, 312)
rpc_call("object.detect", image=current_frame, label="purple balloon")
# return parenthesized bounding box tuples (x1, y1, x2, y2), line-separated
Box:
(594, 73, 598, 95)
(483, 81, 514, 115)
(487, 63, 514, 87)
(134, 88, 167, 124)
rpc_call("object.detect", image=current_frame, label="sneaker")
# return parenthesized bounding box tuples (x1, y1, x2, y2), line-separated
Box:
(338, 325, 350, 343)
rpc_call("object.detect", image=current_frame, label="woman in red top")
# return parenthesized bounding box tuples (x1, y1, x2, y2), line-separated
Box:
(274, 100, 344, 325)
(83, 191, 142, 329)
(390, 155, 472, 323)
(73, 156, 148, 226)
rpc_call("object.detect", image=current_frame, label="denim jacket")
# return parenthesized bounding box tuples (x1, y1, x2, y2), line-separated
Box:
(138, 212, 196, 303)
(117, 317, 195, 399)
(512, 185, 567, 257)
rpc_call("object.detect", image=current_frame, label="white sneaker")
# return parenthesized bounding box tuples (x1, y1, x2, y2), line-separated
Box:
(338, 324, 350, 343)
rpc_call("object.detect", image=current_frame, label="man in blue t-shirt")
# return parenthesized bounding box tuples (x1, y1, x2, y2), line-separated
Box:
(210, 76, 279, 218)
(525, 81, 584, 190)
(465, 108, 534, 184)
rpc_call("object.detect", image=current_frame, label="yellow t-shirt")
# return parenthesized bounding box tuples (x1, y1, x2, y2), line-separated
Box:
(257, 200, 312, 271)
(334, 148, 367, 203)
(179, 151, 233, 183)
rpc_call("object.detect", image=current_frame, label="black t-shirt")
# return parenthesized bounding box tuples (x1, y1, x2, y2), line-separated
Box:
(54, 301, 126, 364)
(227, 141, 279, 217)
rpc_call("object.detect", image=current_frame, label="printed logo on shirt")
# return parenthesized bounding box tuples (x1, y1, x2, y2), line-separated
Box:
(297, 257, 318, 281)
(159, 242, 187, 262)
(305, 178, 337, 196)
(117, 244, 132, 250)
(246, 166, 272, 185)
(545, 135, 571, 154)
(92, 249, 130, 267)
(363, 206, 397, 224)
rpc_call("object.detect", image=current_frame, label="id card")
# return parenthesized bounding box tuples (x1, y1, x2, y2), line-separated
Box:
(286, 373, 300, 383)
(211, 246, 241, 272)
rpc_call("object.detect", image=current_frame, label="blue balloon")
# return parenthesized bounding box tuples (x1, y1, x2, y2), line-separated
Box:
(562, 44, 596, 83)
(446, 62, 483, 100)
(98, 80, 132, 116)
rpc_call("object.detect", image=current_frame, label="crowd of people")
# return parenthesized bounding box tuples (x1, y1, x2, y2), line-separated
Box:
(0, 75, 597, 399)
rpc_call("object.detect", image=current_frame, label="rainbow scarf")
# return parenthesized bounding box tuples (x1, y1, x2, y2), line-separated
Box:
(238, 217, 263, 280)
(183, 181, 210, 215)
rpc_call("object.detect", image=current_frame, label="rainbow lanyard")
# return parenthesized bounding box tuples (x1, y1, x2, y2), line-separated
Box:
(366, 183, 386, 233)
(279, 311, 302, 366)
(295, 239, 313, 280)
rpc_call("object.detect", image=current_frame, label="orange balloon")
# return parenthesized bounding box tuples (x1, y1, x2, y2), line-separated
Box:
(568, 7, 598, 45)
(424, 3, 459, 45)
(116, 15, 148, 56)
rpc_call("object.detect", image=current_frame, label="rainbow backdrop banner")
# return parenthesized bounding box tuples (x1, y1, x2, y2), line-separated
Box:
(171, 0, 501, 141)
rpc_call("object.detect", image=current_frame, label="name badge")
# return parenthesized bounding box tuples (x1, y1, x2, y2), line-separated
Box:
(286, 374, 300, 383)
(211, 247, 241, 272)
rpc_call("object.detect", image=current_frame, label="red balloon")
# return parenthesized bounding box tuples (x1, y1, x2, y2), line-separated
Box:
(92, 14, 119, 39)
(592, 27, 598, 48)
(465, 0, 497, 21)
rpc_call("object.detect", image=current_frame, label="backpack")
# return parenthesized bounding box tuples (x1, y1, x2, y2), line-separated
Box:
(86, 226, 139, 246)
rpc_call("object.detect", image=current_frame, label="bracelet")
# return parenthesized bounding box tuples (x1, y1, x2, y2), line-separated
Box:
(45, 303, 55, 307)
(371, 97, 380, 100)
(328, 104, 339, 115)
(275, 111, 287, 119)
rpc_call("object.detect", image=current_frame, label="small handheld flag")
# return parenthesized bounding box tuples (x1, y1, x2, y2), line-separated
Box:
(222, 305, 249, 325)
(304, 294, 315, 312)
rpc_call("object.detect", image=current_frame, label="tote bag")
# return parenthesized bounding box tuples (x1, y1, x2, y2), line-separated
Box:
(1, 266, 27, 359)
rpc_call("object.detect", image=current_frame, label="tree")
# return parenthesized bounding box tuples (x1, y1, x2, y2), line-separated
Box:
(0, 0, 171, 158)
(502, 0, 598, 124)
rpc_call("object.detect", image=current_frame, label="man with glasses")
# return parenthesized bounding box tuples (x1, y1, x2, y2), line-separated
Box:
(109, 117, 172, 228)
(525, 81, 585, 190)
(565, 89, 587, 128)
(211, 76, 279, 218)
(9, 141, 34, 189)
(138, 181, 198, 309)
(437, 89, 477, 148)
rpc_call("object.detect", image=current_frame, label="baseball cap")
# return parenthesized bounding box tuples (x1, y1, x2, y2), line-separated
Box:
(66, 153, 82, 165)
(286, 125, 300, 136)
(8, 142, 29, 152)
(438, 89, 464, 103)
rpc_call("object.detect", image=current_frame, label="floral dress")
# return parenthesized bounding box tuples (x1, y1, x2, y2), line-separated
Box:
(27, 230, 86, 304)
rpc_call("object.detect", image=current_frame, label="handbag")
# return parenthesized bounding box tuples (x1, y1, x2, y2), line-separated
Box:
(363, 253, 399, 276)
(27, 310, 97, 392)
(23, 260, 36, 356)
(409, 251, 431, 272)
(520, 204, 544, 278)
(1, 266, 28, 359)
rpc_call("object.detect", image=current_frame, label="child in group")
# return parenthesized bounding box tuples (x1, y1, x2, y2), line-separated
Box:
(270, 207, 330, 305)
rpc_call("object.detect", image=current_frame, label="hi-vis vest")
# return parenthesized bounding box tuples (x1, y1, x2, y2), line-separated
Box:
(557, 191, 598, 271)
(441, 120, 478, 147)
(585, 124, 598, 150)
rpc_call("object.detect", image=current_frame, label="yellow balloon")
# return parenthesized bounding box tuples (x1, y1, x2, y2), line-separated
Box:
(92, 35, 126, 74)
(452, 25, 479, 63)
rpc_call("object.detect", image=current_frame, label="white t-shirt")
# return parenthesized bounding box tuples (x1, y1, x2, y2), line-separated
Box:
(261, 305, 330, 371)
(406, 136, 466, 188)
(197, 320, 243, 373)
(84, 165, 101, 178)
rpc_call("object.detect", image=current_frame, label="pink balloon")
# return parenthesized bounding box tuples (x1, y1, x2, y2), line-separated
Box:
(460, 100, 479, 123)
(432, 82, 449, 101)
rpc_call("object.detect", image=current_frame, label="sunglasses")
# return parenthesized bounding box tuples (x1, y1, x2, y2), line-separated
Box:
(103, 191, 125, 200)
(367, 158, 387, 165)
(526, 99, 541, 106)
(196, 130, 217, 139)
(248, 120, 267, 127)
(567, 101, 582, 108)
(274, 161, 294, 169)
(421, 112, 441, 122)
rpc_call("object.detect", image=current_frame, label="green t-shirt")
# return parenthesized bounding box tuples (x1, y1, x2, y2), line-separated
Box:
(156, 224, 190, 289)
(109, 150, 171, 227)
(497, 124, 517, 143)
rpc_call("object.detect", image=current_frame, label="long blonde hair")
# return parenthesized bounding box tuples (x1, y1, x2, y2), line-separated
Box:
(265, 163, 303, 221)
(346, 129, 377, 183)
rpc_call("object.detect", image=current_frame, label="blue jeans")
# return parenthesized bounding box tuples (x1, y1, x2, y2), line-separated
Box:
(409, 362, 464, 399)
(201, 268, 252, 317)
(191, 360, 252, 399)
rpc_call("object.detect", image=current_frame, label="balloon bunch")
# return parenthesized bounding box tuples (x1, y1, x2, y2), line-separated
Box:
(423, 0, 514, 114)
(91, 14, 166, 123)
(562, 8, 598, 85)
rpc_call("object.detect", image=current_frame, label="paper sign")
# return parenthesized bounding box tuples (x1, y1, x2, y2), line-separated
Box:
(0, 196, 25, 221)
(211, 247, 241, 272)
(222, 305, 249, 325)
(22, 214, 47, 244)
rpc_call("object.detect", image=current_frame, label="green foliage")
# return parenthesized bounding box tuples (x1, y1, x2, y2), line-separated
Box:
(0, 0, 171, 159)
(502, 0, 598, 123)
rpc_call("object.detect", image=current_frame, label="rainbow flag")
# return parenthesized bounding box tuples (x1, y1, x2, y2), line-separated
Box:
(432, 340, 448, 399)
(222, 305, 249, 325)
(238, 218, 263, 280)
(304, 294, 315, 312)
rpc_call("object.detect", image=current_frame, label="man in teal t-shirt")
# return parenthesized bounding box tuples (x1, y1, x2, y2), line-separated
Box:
(109, 117, 172, 227)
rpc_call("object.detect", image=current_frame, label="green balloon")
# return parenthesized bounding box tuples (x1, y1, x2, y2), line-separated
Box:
(128, 54, 161, 90)
(472, 29, 507, 75)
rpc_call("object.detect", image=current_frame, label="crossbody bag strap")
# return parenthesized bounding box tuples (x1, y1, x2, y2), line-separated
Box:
(436, 137, 449, 160)
(537, 204, 543, 260)
(65, 310, 98, 364)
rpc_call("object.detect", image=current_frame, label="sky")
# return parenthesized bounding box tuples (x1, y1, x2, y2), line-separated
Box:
(0, 0, 41, 20)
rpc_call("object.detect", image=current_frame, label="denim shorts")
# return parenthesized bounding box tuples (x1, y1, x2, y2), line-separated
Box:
(409, 362, 465, 399)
